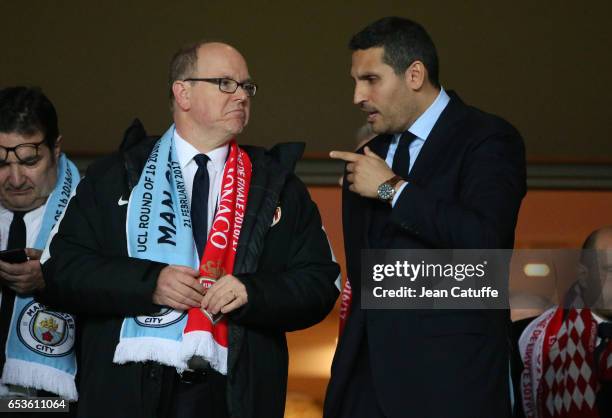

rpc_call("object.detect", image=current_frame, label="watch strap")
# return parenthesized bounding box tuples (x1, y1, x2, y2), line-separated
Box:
(385, 175, 404, 188)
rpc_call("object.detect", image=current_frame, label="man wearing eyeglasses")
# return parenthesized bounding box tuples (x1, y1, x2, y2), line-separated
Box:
(0, 86, 80, 413)
(42, 41, 339, 418)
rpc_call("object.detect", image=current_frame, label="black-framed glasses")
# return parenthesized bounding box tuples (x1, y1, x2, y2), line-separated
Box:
(183, 77, 258, 97)
(0, 139, 47, 165)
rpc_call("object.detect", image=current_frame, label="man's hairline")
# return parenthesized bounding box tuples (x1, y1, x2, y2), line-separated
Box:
(350, 45, 431, 83)
(0, 129, 60, 161)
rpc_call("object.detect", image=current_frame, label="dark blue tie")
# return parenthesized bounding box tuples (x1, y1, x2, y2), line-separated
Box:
(191, 154, 210, 258)
(392, 131, 417, 176)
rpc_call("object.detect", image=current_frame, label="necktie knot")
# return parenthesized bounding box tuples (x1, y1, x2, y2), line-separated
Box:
(399, 130, 417, 144)
(12, 211, 27, 220)
(194, 154, 210, 168)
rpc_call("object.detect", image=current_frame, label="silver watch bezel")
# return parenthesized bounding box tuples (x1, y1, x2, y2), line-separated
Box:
(377, 182, 395, 202)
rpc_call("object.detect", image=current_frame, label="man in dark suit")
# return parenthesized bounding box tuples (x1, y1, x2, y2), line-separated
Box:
(325, 17, 527, 418)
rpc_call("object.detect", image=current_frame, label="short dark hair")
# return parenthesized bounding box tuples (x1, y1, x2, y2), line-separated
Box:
(0, 86, 59, 150)
(168, 40, 225, 110)
(349, 16, 440, 88)
(168, 41, 202, 102)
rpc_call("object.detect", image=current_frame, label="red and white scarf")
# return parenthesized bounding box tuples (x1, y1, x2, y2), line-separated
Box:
(520, 307, 612, 418)
(180, 140, 252, 373)
(339, 277, 352, 335)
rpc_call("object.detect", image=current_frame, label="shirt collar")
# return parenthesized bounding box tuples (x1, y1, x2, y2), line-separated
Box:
(174, 130, 229, 173)
(592, 311, 611, 324)
(397, 87, 450, 142)
(0, 202, 10, 217)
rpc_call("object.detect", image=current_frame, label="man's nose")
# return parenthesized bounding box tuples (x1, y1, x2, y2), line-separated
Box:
(234, 86, 249, 102)
(353, 85, 366, 106)
(8, 164, 26, 187)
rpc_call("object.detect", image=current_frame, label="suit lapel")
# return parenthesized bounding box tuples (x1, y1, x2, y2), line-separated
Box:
(408, 91, 467, 184)
(343, 135, 393, 249)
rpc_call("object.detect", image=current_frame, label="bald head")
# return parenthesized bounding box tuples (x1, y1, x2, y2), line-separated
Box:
(582, 226, 612, 251)
(197, 42, 247, 66)
(191, 42, 249, 88)
(579, 226, 612, 318)
(169, 40, 252, 151)
(168, 41, 247, 107)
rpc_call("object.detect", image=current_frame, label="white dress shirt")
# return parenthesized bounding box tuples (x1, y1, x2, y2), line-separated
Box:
(173, 131, 228, 235)
(0, 202, 47, 251)
(387, 88, 450, 206)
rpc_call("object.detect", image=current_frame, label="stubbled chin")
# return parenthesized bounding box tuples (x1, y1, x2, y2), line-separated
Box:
(227, 118, 247, 132)
(368, 120, 384, 134)
(0, 194, 41, 211)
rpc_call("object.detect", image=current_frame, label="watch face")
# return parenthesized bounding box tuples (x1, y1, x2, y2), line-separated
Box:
(377, 183, 394, 201)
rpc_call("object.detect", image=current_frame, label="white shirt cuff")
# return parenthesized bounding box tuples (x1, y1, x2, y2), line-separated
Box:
(391, 182, 408, 207)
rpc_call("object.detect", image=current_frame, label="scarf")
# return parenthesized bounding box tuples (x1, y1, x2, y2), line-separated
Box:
(338, 278, 352, 335)
(0, 154, 80, 400)
(114, 125, 251, 375)
(519, 306, 612, 418)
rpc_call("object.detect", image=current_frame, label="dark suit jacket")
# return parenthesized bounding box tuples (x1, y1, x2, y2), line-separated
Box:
(324, 91, 527, 418)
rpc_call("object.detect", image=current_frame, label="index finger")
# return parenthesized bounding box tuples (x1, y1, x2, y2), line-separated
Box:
(170, 265, 200, 277)
(329, 150, 361, 162)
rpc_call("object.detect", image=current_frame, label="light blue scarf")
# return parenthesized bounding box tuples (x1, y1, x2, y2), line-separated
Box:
(1, 154, 80, 400)
(113, 125, 220, 371)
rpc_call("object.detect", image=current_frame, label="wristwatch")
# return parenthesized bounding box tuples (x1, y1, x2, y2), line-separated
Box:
(377, 175, 404, 203)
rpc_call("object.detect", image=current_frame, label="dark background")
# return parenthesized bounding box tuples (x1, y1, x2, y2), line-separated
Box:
(2, 1, 610, 159)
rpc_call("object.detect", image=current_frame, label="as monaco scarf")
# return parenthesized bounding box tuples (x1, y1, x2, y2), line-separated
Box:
(115, 125, 250, 375)
(519, 306, 608, 418)
(338, 278, 352, 335)
(1, 154, 80, 400)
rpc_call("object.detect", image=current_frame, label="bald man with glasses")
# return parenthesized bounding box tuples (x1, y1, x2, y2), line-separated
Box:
(42, 41, 339, 418)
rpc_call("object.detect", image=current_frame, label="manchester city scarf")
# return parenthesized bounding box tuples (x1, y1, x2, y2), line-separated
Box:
(114, 125, 251, 375)
(1, 154, 80, 400)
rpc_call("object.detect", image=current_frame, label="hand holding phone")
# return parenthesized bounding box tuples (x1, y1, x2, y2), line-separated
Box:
(0, 248, 44, 295)
(0, 248, 28, 264)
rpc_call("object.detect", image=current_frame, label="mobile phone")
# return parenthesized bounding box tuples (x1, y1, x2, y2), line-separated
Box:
(0, 248, 28, 263)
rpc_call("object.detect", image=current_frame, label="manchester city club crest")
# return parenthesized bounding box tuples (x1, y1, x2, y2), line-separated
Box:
(135, 307, 186, 328)
(17, 301, 75, 357)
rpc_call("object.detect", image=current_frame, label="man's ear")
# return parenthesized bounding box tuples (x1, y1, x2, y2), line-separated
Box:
(404, 60, 426, 90)
(172, 81, 191, 111)
(53, 135, 62, 160)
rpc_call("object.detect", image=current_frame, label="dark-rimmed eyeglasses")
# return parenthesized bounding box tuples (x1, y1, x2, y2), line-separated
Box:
(0, 139, 47, 165)
(183, 77, 257, 97)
